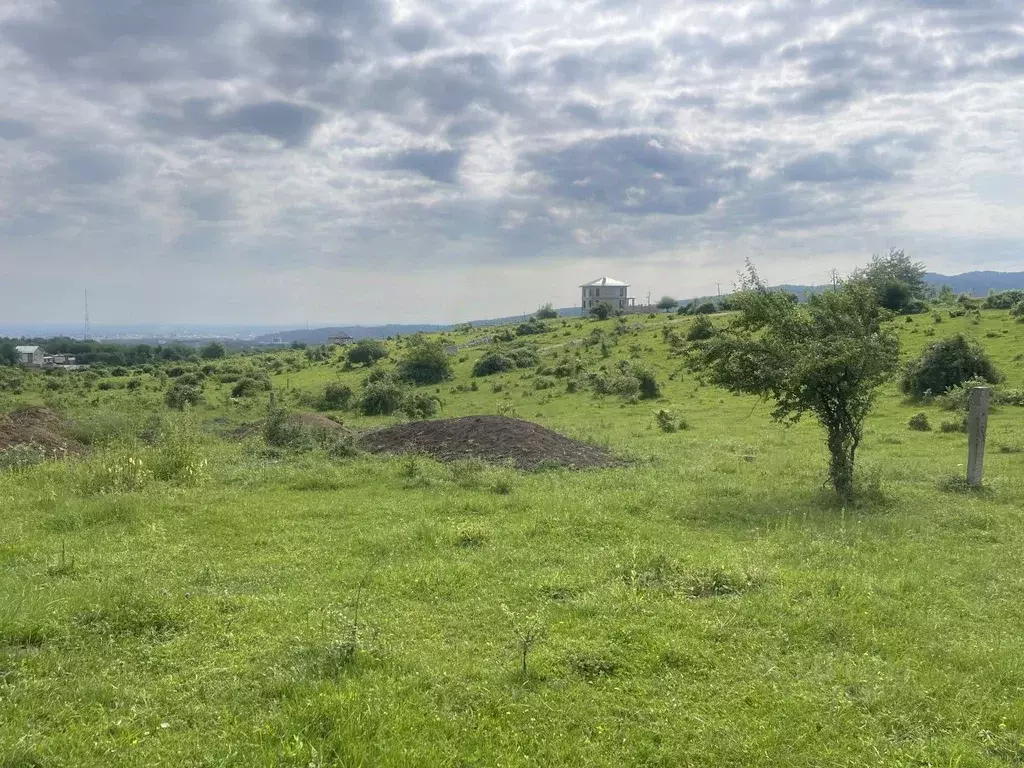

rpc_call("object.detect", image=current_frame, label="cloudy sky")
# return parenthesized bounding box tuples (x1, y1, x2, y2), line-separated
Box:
(1, 0, 1022, 327)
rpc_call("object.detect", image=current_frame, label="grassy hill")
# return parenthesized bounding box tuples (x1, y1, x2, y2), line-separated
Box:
(2, 307, 1024, 766)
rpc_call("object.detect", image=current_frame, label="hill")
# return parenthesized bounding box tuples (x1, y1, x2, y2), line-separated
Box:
(2, 306, 1024, 765)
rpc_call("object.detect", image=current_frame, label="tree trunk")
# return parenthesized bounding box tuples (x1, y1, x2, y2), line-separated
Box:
(827, 427, 856, 500)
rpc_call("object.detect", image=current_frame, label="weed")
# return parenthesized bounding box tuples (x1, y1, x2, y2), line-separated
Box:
(907, 413, 932, 431)
(46, 542, 76, 578)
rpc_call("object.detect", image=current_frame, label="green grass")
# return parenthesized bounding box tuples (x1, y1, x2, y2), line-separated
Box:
(1, 309, 1024, 765)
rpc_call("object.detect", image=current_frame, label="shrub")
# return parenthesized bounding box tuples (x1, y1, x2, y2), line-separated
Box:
(1011, 300, 1024, 320)
(263, 405, 310, 449)
(164, 383, 202, 410)
(900, 334, 1003, 398)
(984, 290, 1024, 310)
(940, 417, 967, 434)
(589, 302, 613, 320)
(694, 302, 718, 315)
(633, 365, 661, 399)
(686, 315, 716, 342)
(347, 339, 389, 367)
(401, 391, 441, 418)
(318, 382, 353, 410)
(508, 347, 539, 368)
(232, 377, 268, 398)
(473, 353, 515, 377)
(516, 318, 550, 336)
(907, 413, 931, 431)
(359, 377, 406, 416)
(396, 340, 453, 385)
(0, 443, 48, 472)
(654, 409, 686, 433)
(175, 372, 204, 387)
(152, 413, 208, 485)
(535, 303, 558, 320)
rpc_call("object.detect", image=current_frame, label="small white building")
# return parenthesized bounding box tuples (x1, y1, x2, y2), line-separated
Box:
(580, 277, 635, 312)
(328, 332, 355, 346)
(14, 346, 45, 367)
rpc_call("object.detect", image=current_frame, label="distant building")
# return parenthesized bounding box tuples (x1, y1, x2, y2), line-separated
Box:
(14, 346, 45, 367)
(328, 332, 355, 346)
(580, 277, 635, 312)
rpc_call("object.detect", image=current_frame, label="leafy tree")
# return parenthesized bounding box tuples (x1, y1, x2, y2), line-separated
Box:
(473, 352, 515, 377)
(535, 303, 559, 320)
(200, 341, 226, 360)
(936, 285, 956, 305)
(899, 334, 1003, 398)
(318, 382, 353, 410)
(854, 248, 930, 311)
(396, 339, 453, 385)
(687, 279, 900, 499)
(656, 296, 679, 311)
(0, 343, 16, 366)
(590, 302, 614, 320)
(359, 375, 406, 415)
(694, 301, 718, 315)
(347, 339, 389, 367)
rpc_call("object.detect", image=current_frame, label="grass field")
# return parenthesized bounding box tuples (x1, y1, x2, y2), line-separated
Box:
(2, 308, 1024, 766)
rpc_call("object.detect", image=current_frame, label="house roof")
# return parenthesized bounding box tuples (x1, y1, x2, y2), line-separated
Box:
(329, 332, 354, 340)
(580, 277, 629, 288)
(15, 346, 42, 354)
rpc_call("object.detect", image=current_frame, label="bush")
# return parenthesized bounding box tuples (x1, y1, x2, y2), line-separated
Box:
(231, 377, 268, 398)
(940, 417, 967, 434)
(473, 353, 515, 377)
(401, 391, 441, 418)
(535, 304, 558, 320)
(694, 302, 718, 315)
(589, 302, 613, 320)
(359, 377, 406, 416)
(632, 365, 661, 399)
(686, 315, 716, 342)
(508, 347, 539, 368)
(935, 379, 992, 411)
(984, 290, 1024, 310)
(1011, 300, 1024, 320)
(396, 340, 453, 385)
(164, 383, 203, 410)
(318, 382, 353, 410)
(516, 319, 550, 336)
(900, 334, 1003, 398)
(347, 339, 389, 367)
(907, 413, 931, 431)
(263, 404, 309, 448)
(654, 409, 687, 433)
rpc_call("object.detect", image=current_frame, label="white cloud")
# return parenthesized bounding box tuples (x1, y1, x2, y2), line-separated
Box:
(0, 0, 1022, 324)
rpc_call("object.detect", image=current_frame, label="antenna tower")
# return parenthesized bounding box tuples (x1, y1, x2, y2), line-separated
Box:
(84, 290, 92, 340)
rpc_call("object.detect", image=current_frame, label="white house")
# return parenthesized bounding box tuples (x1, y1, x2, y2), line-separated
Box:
(328, 332, 355, 346)
(580, 277, 635, 312)
(14, 346, 45, 366)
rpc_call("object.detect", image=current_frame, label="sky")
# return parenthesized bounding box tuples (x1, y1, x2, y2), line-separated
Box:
(1, 0, 1022, 327)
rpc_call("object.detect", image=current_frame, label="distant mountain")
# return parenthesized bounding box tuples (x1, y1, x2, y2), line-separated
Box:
(924, 271, 1024, 296)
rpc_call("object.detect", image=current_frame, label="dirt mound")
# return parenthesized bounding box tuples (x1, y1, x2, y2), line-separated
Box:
(0, 406, 87, 456)
(357, 415, 620, 470)
(228, 412, 355, 441)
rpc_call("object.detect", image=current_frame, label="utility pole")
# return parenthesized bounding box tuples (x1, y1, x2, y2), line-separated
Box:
(84, 290, 91, 341)
(716, 282, 722, 297)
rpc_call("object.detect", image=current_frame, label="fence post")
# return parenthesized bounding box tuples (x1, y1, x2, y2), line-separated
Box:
(967, 387, 990, 487)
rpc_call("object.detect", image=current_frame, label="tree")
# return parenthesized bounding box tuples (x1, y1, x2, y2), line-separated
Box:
(347, 339, 389, 367)
(590, 302, 614, 320)
(854, 248, 930, 312)
(687, 279, 900, 499)
(0, 343, 16, 366)
(656, 296, 679, 311)
(396, 339, 453, 385)
(535, 303, 558, 320)
(200, 341, 226, 360)
(936, 285, 956, 305)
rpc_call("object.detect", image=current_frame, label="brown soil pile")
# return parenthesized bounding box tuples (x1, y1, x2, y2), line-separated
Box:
(0, 406, 87, 456)
(358, 415, 620, 470)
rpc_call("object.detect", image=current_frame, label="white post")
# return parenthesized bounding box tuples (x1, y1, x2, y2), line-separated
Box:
(967, 387, 990, 487)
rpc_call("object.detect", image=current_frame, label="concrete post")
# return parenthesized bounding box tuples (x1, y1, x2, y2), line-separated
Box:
(967, 387, 990, 487)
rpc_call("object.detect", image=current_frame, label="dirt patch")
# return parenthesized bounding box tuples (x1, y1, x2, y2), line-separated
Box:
(357, 415, 620, 470)
(0, 406, 87, 456)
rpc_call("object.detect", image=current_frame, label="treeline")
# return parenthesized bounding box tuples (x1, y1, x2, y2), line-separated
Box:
(0, 338, 232, 366)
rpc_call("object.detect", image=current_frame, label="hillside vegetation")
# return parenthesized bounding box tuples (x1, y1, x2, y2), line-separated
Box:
(2, 301, 1024, 766)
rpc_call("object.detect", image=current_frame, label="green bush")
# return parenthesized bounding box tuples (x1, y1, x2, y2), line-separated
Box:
(694, 302, 718, 315)
(535, 304, 558, 320)
(900, 334, 1003, 398)
(231, 377, 268, 398)
(263, 405, 309, 449)
(347, 339, 389, 367)
(940, 417, 967, 434)
(508, 347, 539, 368)
(686, 315, 715, 342)
(396, 340, 453, 385)
(164, 383, 203, 410)
(984, 290, 1024, 310)
(907, 413, 931, 431)
(359, 377, 406, 416)
(1010, 301, 1024, 320)
(401, 391, 441, 418)
(473, 353, 515, 377)
(654, 409, 686, 433)
(318, 382, 353, 410)
(516, 319, 550, 336)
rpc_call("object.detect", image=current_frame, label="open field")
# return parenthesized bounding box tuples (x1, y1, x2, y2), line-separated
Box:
(2, 308, 1024, 766)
